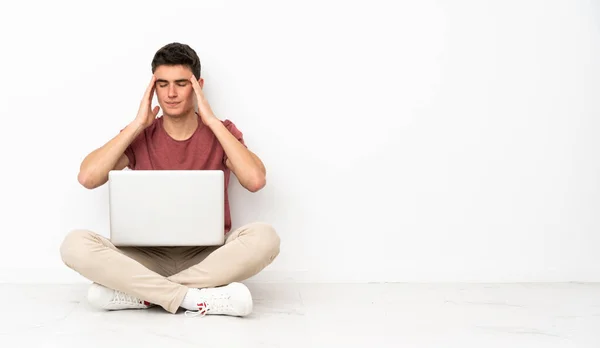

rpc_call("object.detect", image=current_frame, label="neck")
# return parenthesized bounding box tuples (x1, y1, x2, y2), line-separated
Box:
(162, 110, 200, 141)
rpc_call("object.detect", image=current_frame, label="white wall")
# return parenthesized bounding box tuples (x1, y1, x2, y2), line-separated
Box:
(0, 0, 599, 284)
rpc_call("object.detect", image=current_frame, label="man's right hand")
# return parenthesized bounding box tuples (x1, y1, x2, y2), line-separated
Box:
(134, 75, 160, 129)
(77, 75, 160, 189)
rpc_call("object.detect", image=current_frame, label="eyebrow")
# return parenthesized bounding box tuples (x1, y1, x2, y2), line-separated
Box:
(156, 79, 189, 83)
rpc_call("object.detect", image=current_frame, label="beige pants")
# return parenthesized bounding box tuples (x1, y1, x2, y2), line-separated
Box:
(60, 222, 280, 314)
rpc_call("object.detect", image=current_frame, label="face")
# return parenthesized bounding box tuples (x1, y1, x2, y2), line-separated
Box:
(153, 64, 203, 118)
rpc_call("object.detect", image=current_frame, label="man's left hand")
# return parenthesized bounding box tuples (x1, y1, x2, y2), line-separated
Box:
(190, 75, 219, 126)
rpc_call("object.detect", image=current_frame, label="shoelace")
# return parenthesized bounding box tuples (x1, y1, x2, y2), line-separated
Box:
(185, 301, 210, 317)
(184, 289, 236, 317)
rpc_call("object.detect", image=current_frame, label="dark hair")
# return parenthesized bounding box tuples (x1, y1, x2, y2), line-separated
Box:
(151, 42, 201, 78)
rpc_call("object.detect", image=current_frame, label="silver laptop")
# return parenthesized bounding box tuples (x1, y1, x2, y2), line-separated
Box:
(108, 170, 225, 247)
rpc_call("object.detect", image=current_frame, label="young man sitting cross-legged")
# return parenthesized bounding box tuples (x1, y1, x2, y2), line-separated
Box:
(60, 42, 280, 317)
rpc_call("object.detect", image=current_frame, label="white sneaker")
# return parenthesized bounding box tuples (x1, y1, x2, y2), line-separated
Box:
(183, 282, 253, 317)
(87, 283, 153, 310)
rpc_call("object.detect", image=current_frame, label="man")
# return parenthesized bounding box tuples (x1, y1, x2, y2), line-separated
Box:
(60, 42, 280, 318)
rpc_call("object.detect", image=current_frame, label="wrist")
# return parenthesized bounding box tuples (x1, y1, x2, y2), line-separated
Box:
(205, 116, 222, 129)
(128, 120, 146, 135)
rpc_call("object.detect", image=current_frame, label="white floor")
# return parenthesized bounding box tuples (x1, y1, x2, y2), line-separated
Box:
(0, 283, 599, 347)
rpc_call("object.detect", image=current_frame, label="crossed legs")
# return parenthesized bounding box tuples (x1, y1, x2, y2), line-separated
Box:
(60, 222, 280, 314)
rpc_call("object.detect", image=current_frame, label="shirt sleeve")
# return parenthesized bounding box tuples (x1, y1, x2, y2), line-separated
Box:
(119, 127, 136, 169)
(124, 145, 135, 169)
(222, 119, 246, 165)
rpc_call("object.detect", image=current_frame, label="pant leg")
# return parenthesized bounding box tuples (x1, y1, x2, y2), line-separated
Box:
(167, 222, 281, 288)
(60, 229, 188, 314)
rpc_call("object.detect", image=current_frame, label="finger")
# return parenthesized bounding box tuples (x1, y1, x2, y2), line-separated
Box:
(153, 105, 160, 116)
(144, 75, 157, 100)
(189, 74, 200, 91)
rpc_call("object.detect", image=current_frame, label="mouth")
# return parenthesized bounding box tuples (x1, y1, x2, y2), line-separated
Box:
(165, 101, 180, 107)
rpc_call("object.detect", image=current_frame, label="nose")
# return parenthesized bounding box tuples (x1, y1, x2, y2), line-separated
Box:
(168, 84, 177, 98)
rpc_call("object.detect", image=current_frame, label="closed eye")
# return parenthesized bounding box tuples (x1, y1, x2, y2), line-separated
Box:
(156, 81, 188, 88)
